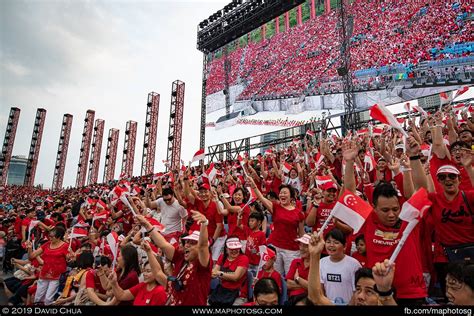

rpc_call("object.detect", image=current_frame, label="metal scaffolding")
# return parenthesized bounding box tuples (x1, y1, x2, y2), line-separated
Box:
(141, 92, 160, 176)
(87, 119, 105, 185)
(0, 107, 21, 186)
(52, 114, 73, 191)
(76, 110, 95, 188)
(24, 108, 47, 187)
(103, 128, 119, 183)
(166, 80, 185, 170)
(121, 121, 137, 178)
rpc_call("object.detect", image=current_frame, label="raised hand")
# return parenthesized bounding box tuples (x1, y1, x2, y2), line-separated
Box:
(372, 259, 395, 292)
(108, 270, 118, 284)
(405, 136, 421, 157)
(459, 148, 473, 167)
(190, 210, 207, 225)
(308, 233, 325, 257)
(141, 240, 152, 252)
(387, 158, 400, 172)
(341, 139, 358, 161)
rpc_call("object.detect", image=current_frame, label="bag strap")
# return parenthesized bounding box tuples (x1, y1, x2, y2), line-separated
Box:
(461, 191, 472, 215)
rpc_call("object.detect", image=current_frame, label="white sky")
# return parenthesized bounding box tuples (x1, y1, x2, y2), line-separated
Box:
(0, 0, 229, 188)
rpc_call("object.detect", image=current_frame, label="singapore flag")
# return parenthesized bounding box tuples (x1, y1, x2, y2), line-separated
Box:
(331, 189, 372, 233)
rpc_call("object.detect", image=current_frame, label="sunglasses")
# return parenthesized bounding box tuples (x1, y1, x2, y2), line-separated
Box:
(437, 174, 458, 181)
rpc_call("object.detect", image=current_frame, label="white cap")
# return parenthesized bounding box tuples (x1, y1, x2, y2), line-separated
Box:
(226, 237, 242, 250)
(295, 234, 312, 245)
(395, 144, 405, 151)
(182, 231, 201, 242)
(436, 165, 460, 175)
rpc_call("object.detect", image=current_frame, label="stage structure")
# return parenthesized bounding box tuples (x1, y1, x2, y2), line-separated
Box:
(166, 80, 185, 170)
(141, 92, 160, 176)
(24, 108, 47, 187)
(52, 114, 73, 191)
(103, 128, 119, 183)
(87, 119, 105, 185)
(121, 121, 137, 178)
(76, 110, 95, 188)
(0, 107, 21, 186)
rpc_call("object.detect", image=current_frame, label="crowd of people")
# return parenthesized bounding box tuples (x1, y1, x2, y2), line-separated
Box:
(205, 0, 473, 100)
(0, 101, 473, 307)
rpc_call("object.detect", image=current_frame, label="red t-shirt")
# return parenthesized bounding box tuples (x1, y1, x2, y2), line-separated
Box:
(244, 230, 267, 265)
(309, 201, 336, 237)
(286, 258, 309, 297)
(257, 269, 282, 293)
(351, 251, 367, 267)
(129, 282, 166, 306)
(39, 242, 69, 280)
(21, 217, 32, 236)
(268, 202, 305, 251)
(430, 155, 473, 193)
(190, 199, 225, 238)
(217, 253, 249, 298)
(168, 248, 212, 305)
(427, 191, 474, 247)
(363, 212, 426, 299)
(85, 269, 106, 294)
(227, 204, 250, 241)
(118, 270, 140, 305)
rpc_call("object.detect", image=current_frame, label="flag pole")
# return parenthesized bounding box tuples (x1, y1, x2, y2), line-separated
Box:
(317, 213, 334, 237)
(388, 220, 418, 264)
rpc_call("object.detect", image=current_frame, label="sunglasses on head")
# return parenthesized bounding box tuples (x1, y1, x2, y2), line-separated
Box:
(437, 173, 458, 181)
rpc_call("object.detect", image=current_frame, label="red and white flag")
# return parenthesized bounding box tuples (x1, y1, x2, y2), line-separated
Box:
(246, 186, 258, 204)
(264, 148, 273, 156)
(106, 231, 119, 266)
(70, 227, 88, 239)
(364, 151, 376, 172)
(369, 104, 408, 137)
(257, 245, 275, 273)
(119, 172, 126, 180)
(412, 105, 428, 117)
(28, 220, 40, 240)
(204, 162, 217, 182)
(454, 86, 469, 99)
(315, 175, 333, 187)
(330, 189, 372, 234)
(372, 126, 384, 136)
(306, 130, 315, 137)
(93, 211, 108, 222)
(191, 149, 205, 163)
(421, 144, 431, 157)
(97, 199, 107, 210)
(45, 196, 54, 203)
(315, 152, 325, 168)
(440, 91, 450, 101)
(399, 188, 432, 223)
(282, 162, 292, 174)
(153, 172, 164, 181)
(357, 128, 368, 136)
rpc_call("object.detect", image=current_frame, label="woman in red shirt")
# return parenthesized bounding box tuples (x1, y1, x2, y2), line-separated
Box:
(248, 177, 305, 276)
(210, 236, 249, 306)
(108, 242, 167, 306)
(26, 226, 72, 305)
(115, 244, 140, 305)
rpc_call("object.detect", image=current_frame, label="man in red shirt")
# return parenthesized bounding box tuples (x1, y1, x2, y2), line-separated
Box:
(136, 211, 212, 306)
(343, 139, 427, 305)
(184, 181, 225, 262)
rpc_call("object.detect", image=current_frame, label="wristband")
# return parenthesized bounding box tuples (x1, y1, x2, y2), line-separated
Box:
(374, 285, 394, 297)
(146, 226, 156, 234)
(409, 155, 420, 161)
(219, 271, 224, 278)
(201, 219, 209, 226)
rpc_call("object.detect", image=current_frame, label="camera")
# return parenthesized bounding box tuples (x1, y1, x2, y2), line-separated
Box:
(167, 275, 184, 291)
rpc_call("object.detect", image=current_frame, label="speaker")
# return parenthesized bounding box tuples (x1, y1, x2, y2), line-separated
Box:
(337, 67, 348, 76)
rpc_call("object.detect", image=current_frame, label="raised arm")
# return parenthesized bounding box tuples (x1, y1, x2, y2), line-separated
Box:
(247, 176, 273, 213)
(136, 215, 175, 261)
(183, 177, 196, 205)
(307, 234, 333, 305)
(190, 211, 210, 268)
(143, 241, 167, 287)
(107, 271, 134, 302)
(460, 148, 474, 187)
(405, 136, 428, 191)
(431, 112, 450, 159)
(342, 140, 359, 193)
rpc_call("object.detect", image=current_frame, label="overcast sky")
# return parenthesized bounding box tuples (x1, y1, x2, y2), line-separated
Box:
(0, 0, 229, 188)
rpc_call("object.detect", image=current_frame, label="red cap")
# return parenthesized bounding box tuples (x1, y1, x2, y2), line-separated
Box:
(321, 181, 337, 191)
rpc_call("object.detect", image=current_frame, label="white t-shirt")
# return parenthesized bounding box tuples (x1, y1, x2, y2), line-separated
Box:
(320, 255, 361, 305)
(155, 198, 187, 234)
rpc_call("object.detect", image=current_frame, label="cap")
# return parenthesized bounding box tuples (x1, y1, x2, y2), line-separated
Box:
(377, 157, 386, 162)
(295, 233, 312, 245)
(182, 230, 201, 242)
(226, 237, 242, 250)
(199, 183, 210, 191)
(436, 165, 460, 175)
(221, 193, 230, 199)
(265, 248, 276, 260)
(321, 181, 337, 191)
(395, 144, 405, 151)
